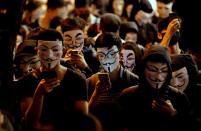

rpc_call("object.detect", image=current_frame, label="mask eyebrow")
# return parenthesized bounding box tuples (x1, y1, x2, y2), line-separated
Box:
(146, 64, 168, 70)
(38, 45, 48, 48)
(75, 33, 83, 38)
(174, 72, 183, 78)
(64, 34, 72, 38)
(39, 45, 60, 49)
(51, 45, 60, 49)
(127, 53, 134, 58)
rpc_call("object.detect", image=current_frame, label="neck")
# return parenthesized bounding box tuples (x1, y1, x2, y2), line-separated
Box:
(41, 64, 60, 72)
(109, 65, 120, 81)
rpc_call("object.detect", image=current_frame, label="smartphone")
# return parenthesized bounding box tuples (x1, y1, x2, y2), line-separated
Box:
(98, 72, 111, 89)
(71, 50, 79, 56)
(41, 70, 57, 80)
(168, 12, 179, 22)
(98, 72, 110, 82)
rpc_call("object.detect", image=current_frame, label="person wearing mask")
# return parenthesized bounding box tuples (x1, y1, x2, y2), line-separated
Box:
(17, 29, 88, 130)
(120, 45, 191, 131)
(87, 32, 139, 131)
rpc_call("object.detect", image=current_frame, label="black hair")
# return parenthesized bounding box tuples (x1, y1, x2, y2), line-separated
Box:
(47, 0, 68, 9)
(156, 0, 173, 4)
(100, 13, 121, 33)
(34, 28, 63, 46)
(25, 1, 43, 12)
(61, 17, 87, 33)
(49, 16, 63, 29)
(129, 0, 153, 21)
(95, 32, 122, 50)
(119, 21, 139, 39)
(75, 0, 92, 8)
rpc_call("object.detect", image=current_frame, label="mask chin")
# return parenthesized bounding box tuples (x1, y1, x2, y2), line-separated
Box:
(103, 66, 111, 73)
(43, 62, 56, 70)
(102, 63, 118, 73)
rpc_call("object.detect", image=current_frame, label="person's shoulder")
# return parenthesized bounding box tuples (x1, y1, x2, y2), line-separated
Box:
(168, 85, 184, 96)
(65, 67, 85, 79)
(86, 72, 99, 85)
(122, 68, 139, 83)
(121, 85, 139, 96)
(16, 70, 39, 82)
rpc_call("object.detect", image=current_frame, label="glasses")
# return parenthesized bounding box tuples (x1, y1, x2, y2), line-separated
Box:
(97, 50, 119, 60)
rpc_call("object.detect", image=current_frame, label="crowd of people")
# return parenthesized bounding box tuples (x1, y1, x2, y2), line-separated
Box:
(1, 0, 201, 131)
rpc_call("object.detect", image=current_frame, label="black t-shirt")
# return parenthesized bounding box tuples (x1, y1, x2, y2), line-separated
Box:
(17, 68, 87, 124)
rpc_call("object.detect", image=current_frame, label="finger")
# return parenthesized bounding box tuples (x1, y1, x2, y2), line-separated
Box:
(46, 79, 60, 87)
(44, 82, 60, 93)
(45, 78, 58, 83)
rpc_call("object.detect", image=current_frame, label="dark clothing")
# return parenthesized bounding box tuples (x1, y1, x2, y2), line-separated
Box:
(17, 68, 87, 125)
(171, 54, 201, 130)
(87, 66, 139, 131)
(119, 45, 191, 130)
(60, 58, 93, 79)
(120, 84, 191, 131)
(137, 22, 158, 47)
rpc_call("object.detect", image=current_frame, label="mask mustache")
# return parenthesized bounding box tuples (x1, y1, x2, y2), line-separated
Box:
(44, 58, 54, 62)
(123, 63, 135, 68)
(150, 78, 164, 84)
(67, 42, 83, 49)
(154, 79, 163, 83)
(102, 60, 116, 66)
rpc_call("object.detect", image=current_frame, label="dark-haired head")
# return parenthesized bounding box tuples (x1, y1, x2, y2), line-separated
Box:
(34, 28, 63, 46)
(61, 17, 87, 33)
(95, 32, 122, 50)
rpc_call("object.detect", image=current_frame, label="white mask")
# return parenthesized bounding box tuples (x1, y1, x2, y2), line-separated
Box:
(97, 45, 119, 73)
(170, 67, 189, 92)
(63, 30, 84, 52)
(120, 49, 135, 72)
(37, 40, 63, 70)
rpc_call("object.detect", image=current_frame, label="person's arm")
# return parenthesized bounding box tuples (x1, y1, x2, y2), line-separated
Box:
(160, 18, 181, 54)
(89, 80, 110, 109)
(25, 78, 60, 130)
(74, 101, 89, 114)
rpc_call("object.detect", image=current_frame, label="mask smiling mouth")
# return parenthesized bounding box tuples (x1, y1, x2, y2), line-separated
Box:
(43, 58, 55, 62)
(42, 58, 56, 69)
(102, 60, 116, 66)
(149, 78, 164, 86)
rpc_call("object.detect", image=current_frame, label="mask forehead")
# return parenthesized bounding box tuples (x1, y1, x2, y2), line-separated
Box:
(171, 67, 189, 92)
(120, 49, 135, 59)
(172, 67, 187, 76)
(37, 40, 63, 48)
(63, 29, 84, 38)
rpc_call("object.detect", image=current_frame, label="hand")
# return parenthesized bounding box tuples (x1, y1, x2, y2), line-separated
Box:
(94, 80, 111, 95)
(35, 78, 61, 95)
(166, 18, 181, 36)
(66, 50, 89, 69)
(152, 99, 177, 116)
